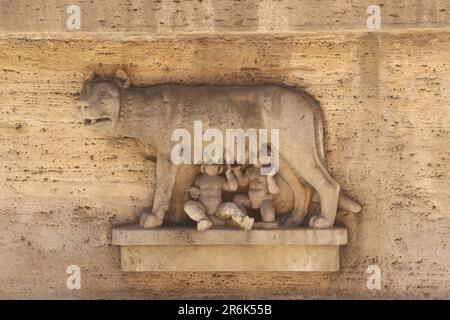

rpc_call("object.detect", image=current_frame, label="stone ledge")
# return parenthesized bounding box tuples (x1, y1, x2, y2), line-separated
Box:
(112, 225, 348, 245)
(112, 225, 347, 272)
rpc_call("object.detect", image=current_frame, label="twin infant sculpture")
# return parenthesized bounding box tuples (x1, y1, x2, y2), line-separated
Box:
(183, 163, 279, 231)
(76, 69, 362, 230)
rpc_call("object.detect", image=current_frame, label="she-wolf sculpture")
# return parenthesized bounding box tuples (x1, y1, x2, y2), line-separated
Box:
(76, 69, 361, 229)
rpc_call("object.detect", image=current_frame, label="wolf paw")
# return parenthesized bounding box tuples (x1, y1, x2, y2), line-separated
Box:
(139, 208, 163, 228)
(309, 215, 333, 228)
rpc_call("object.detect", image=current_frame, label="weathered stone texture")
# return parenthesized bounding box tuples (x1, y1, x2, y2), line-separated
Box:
(1, 0, 450, 32)
(0, 0, 449, 299)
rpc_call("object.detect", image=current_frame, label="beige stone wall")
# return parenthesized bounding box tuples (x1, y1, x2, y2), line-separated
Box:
(0, 0, 449, 299)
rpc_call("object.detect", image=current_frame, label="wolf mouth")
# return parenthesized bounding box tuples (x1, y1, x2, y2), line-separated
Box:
(83, 117, 112, 127)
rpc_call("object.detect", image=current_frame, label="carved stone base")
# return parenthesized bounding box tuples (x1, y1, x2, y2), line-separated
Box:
(112, 225, 348, 272)
(253, 221, 280, 229)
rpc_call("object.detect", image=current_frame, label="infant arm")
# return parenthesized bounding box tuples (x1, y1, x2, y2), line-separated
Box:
(223, 165, 238, 192)
(187, 178, 201, 199)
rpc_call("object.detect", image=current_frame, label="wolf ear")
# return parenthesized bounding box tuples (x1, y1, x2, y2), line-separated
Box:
(114, 69, 131, 89)
(84, 70, 99, 82)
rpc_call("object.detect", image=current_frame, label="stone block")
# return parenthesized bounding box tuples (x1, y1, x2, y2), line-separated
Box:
(112, 225, 347, 272)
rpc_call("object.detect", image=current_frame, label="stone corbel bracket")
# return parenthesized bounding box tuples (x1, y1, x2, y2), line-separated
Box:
(112, 225, 348, 272)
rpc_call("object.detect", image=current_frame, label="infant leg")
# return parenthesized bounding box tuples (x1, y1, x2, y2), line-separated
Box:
(184, 200, 213, 231)
(260, 199, 276, 222)
(216, 202, 254, 230)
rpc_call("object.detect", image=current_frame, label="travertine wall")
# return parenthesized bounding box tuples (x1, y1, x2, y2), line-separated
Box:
(0, 0, 449, 299)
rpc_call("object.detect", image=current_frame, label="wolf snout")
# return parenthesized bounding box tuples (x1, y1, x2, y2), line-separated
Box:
(76, 101, 90, 112)
(76, 102, 92, 126)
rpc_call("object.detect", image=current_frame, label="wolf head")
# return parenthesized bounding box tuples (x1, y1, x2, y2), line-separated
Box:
(76, 69, 130, 130)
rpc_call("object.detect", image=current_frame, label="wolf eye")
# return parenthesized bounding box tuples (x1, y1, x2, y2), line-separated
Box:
(99, 89, 112, 99)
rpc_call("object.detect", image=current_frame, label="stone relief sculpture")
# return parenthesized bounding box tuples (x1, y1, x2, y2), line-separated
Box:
(76, 69, 361, 230)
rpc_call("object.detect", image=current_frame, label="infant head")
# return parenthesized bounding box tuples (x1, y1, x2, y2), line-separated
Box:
(202, 164, 223, 176)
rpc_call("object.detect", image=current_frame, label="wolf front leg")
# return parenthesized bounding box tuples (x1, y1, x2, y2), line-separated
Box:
(140, 154, 178, 228)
